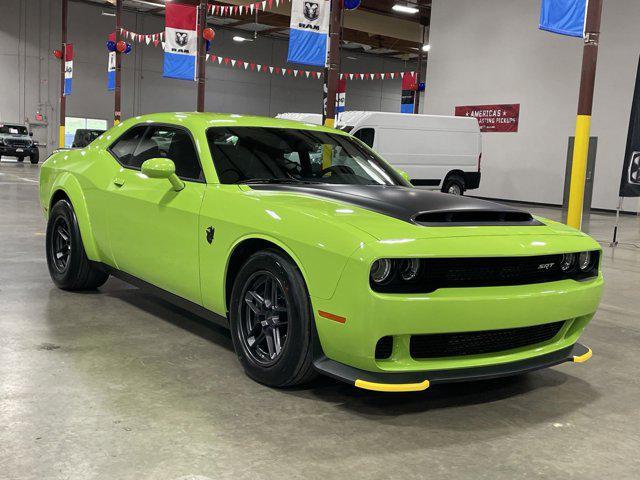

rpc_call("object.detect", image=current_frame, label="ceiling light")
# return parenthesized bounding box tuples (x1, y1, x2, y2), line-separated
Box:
(233, 36, 251, 42)
(101, 11, 115, 16)
(422, 44, 431, 52)
(392, 4, 419, 14)
(130, 0, 166, 8)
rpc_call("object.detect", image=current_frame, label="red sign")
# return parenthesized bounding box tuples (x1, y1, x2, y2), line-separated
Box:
(455, 104, 520, 132)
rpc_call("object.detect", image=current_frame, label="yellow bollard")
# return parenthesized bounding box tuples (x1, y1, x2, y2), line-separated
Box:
(566, 115, 591, 229)
(59, 125, 66, 149)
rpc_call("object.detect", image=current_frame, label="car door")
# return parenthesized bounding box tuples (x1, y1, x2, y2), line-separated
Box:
(106, 124, 206, 304)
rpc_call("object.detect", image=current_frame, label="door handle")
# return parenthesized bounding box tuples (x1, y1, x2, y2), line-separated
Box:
(113, 177, 125, 187)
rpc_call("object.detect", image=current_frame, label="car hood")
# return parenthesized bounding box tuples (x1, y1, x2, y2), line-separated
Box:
(247, 184, 583, 241)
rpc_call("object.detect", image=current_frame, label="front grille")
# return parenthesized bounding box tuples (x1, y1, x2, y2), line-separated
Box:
(371, 252, 599, 294)
(375, 336, 393, 360)
(409, 321, 565, 359)
(5, 138, 31, 147)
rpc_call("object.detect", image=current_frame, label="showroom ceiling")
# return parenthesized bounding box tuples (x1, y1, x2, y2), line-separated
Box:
(77, 0, 430, 58)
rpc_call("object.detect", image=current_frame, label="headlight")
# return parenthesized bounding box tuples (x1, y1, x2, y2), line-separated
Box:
(578, 251, 593, 271)
(399, 258, 420, 281)
(560, 253, 576, 272)
(558, 251, 598, 276)
(370, 259, 393, 284)
(370, 258, 423, 287)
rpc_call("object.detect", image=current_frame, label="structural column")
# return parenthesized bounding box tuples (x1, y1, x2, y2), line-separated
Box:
(59, 0, 68, 148)
(114, 0, 122, 125)
(566, 0, 603, 229)
(196, 0, 207, 112)
(323, 0, 343, 127)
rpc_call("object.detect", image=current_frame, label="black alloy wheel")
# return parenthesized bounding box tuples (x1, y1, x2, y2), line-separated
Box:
(229, 250, 317, 387)
(50, 216, 72, 274)
(239, 271, 289, 366)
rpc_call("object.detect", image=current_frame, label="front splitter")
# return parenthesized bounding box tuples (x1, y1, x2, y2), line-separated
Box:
(313, 343, 592, 392)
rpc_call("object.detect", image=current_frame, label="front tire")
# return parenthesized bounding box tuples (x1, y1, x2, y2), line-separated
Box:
(46, 199, 109, 290)
(30, 152, 39, 164)
(17, 157, 24, 163)
(229, 250, 316, 387)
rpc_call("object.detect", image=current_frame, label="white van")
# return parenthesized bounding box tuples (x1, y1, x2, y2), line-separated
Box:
(276, 111, 482, 194)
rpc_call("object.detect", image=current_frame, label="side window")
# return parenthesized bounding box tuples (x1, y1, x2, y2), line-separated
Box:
(353, 128, 375, 148)
(110, 126, 147, 166)
(124, 126, 202, 181)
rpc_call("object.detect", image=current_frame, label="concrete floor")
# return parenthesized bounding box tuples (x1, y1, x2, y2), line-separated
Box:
(1, 160, 639, 480)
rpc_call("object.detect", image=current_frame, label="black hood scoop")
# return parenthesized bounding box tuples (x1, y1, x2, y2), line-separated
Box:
(250, 184, 542, 227)
(413, 209, 537, 227)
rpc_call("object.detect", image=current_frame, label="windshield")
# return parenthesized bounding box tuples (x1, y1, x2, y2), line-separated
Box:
(207, 127, 408, 186)
(0, 124, 28, 135)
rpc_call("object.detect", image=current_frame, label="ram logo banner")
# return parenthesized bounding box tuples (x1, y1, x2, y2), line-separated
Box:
(163, 3, 198, 81)
(63, 44, 74, 97)
(619, 56, 640, 197)
(287, 0, 330, 67)
(107, 32, 116, 91)
(539, 0, 587, 38)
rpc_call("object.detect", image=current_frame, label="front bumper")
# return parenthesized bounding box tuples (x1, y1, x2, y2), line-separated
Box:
(311, 233, 603, 378)
(0, 145, 37, 157)
(314, 343, 592, 392)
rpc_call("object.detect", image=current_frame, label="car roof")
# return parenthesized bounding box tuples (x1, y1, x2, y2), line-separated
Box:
(117, 112, 342, 135)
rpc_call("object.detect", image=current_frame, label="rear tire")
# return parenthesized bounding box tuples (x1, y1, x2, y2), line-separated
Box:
(229, 249, 317, 387)
(442, 175, 465, 195)
(17, 157, 24, 163)
(46, 199, 109, 290)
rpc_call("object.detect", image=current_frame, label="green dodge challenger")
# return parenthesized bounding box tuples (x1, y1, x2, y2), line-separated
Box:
(39, 113, 602, 392)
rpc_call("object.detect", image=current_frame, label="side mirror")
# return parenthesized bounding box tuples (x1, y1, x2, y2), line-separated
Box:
(141, 158, 185, 191)
(29, 131, 34, 137)
(397, 169, 411, 183)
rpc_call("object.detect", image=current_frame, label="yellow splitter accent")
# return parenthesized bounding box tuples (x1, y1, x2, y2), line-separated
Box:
(573, 347, 593, 363)
(355, 379, 430, 392)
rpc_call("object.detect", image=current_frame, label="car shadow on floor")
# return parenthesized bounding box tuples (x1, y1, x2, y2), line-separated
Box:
(98, 279, 600, 421)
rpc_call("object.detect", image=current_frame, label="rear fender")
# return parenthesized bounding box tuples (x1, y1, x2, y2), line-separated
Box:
(49, 173, 100, 261)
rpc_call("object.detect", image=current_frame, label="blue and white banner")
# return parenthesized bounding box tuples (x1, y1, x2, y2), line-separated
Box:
(539, 0, 587, 38)
(107, 52, 116, 91)
(107, 33, 116, 91)
(287, 0, 330, 67)
(63, 44, 73, 96)
(163, 3, 198, 81)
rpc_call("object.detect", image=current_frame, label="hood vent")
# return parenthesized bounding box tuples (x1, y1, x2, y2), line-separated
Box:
(413, 210, 540, 227)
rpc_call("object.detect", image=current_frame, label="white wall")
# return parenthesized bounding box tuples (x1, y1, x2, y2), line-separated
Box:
(425, 0, 640, 212)
(0, 0, 409, 156)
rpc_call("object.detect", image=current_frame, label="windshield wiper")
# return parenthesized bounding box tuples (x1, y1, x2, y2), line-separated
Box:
(238, 178, 325, 185)
(237, 178, 303, 185)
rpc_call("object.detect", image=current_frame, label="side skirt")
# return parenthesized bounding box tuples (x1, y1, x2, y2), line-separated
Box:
(98, 263, 229, 329)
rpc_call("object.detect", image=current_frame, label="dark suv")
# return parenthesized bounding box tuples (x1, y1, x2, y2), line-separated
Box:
(0, 123, 39, 164)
